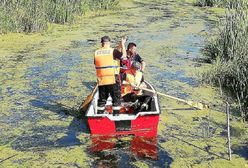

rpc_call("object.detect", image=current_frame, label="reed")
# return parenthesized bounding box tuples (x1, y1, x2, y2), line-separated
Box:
(194, 0, 248, 8)
(0, 0, 119, 33)
(202, 1, 248, 121)
(194, 0, 218, 7)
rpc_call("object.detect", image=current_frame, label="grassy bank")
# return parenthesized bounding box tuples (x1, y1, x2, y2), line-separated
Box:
(200, 1, 248, 121)
(0, 0, 119, 33)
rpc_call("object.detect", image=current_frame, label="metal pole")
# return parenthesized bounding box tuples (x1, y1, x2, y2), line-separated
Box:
(226, 102, 232, 160)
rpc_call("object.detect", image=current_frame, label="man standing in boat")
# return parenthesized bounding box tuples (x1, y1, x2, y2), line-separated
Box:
(94, 36, 127, 116)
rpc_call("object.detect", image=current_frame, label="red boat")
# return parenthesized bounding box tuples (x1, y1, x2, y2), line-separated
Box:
(84, 81, 160, 137)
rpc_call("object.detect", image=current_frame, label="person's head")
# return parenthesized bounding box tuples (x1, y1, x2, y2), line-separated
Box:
(101, 36, 111, 47)
(131, 61, 141, 72)
(127, 42, 137, 55)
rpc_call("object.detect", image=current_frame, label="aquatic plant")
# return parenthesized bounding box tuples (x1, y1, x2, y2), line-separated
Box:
(202, 2, 248, 121)
(194, 0, 248, 8)
(0, 0, 120, 33)
(194, 0, 219, 7)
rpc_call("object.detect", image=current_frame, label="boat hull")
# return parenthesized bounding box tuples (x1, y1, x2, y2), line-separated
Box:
(84, 81, 160, 137)
(88, 114, 159, 137)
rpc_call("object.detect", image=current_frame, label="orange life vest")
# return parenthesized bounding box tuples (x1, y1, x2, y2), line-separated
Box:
(94, 47, 120, 86)
(121, 70, 143, 96)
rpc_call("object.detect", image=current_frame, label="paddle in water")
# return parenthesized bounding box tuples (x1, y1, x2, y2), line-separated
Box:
(79, 84, 98, 113)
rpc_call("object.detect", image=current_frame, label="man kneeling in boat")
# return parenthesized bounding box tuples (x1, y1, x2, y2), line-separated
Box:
(121, 61, 152, 111)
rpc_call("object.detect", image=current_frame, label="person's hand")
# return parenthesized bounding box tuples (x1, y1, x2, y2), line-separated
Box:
(116, 42, 122, 50)
(133, 87, 139, 91)
(121, 36, 127, 45)
(122, 80, 128, 84)
(133, 85, 140, 91)
(122, 57, 127, 61)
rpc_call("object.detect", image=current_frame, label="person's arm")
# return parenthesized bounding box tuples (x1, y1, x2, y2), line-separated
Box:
(116, 42, 122, 52)
(141, 61, 146, 72)
(120, 36, 127, 59)
(113, 37, 127, 60)
(136, 54, 145, 72)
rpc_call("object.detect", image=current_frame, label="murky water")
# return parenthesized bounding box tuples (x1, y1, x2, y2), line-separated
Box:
(1, 0, 247, 167)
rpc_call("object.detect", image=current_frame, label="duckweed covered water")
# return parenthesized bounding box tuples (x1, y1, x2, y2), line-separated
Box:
(0, 0, 247, 167)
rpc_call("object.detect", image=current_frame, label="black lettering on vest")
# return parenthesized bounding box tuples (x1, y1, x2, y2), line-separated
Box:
(96, 49, 111, 55)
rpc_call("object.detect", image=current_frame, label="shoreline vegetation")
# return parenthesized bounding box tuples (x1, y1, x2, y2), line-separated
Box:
(0, 0, 119, 34)
(195, 0, 248, 121)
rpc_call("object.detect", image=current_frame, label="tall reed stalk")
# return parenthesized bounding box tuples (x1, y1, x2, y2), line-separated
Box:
(202, 0, 248, 121)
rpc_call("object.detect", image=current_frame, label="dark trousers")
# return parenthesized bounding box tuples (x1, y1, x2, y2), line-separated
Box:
(122, 93, 152, 111)
(98, 80, 121, 108)
(122, 92, 150, 103)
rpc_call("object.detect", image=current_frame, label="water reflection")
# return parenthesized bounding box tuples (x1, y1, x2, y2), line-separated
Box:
(90, 135, 158, 160)
(130, 136, 158, 160)
(89, 135, 159, 167)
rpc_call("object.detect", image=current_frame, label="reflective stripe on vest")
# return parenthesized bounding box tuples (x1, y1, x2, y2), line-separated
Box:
(94, 47, 120, 86)
(112, 106, 121, 110)
(121, 71, 143, 96)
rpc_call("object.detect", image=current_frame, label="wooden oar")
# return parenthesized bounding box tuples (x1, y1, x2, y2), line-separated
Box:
(140, 87, 208, 110)
(79, 84, 98, 113)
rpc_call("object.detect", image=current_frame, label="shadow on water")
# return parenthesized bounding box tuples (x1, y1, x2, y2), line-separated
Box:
(88, 135, 173, 168)
(232, 144, 248, 160)
(82, 81, 97, 91)
(11, 99, 90, 151)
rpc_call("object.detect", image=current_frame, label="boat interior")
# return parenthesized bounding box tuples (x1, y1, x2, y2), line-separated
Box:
(86, 81, 160, 120)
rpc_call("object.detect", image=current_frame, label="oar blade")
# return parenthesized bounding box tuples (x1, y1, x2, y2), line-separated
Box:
(186, 100, 208, 110)
(79, 84, 98, 113)
(80, 95, 93, 112)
